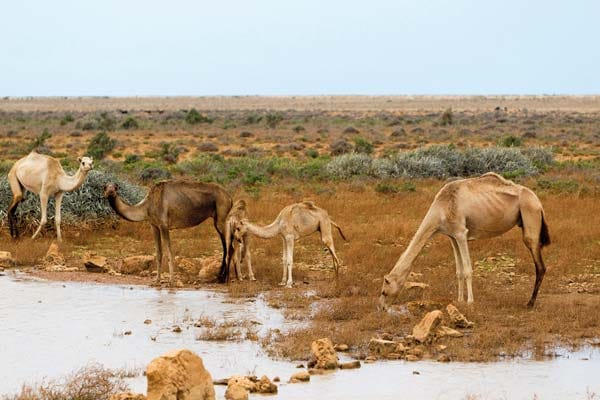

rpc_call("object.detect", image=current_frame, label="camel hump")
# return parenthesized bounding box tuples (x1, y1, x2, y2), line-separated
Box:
(301, 200, 317, 210)
(480, 172, 513, 184)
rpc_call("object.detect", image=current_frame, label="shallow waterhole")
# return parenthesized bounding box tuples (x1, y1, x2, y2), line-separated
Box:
(0, 272, 598, 400)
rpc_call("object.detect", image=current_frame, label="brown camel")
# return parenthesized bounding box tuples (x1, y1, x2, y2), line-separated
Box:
(225, 199, 255, 281)
(236, 201, 346, 288)
(379, 172, 550, 310)
(103, 180, 233, 284)
(8, 151, 94, 241)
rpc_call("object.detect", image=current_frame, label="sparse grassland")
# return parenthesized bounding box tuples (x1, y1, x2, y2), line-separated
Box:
(2, 96, 600, 364)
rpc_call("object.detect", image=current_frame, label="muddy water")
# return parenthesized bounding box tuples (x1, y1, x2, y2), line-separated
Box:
(1, 272, 599, 400)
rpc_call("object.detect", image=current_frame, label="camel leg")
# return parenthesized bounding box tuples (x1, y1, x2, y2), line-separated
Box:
(234, 241, 244, 281)
(160, 227, 174, 286)
(521, 210, 546, 308)
(54, 192, 64, 242)
(455, 230, 474, 304)
(152, 226, 162, 283)
(321, 223, 341, 276)
(8, 177, 24, 238)
(244, 236, 256, 281)
(279, 238, 288, 286)
(450, 236, 466, 302)
(284, 236, 295, 288)
(31, 191, 49, 239)
(215, 217, 229, 284)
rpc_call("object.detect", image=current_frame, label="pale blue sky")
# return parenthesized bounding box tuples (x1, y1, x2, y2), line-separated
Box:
(1, 0, 598, 96)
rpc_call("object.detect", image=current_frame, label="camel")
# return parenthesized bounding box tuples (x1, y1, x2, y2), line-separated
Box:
(235, 201, 346, 288)
(103, 180, 233, 285)
(379, 172, 550, 310)
(7, 151, 94, 241)
(225, 199, 255, 281)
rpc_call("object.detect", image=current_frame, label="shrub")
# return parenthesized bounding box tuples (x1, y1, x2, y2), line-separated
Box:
(2, 364, 131, 400)
(499, 135, 523, 147)
(305, 148, 319, 158)
(139, 166, 172, 182)
(160, 143, 182, 164)
(28, 128, 52, 153)
(293, 125, 305, 133)
(0, 170, 144, 231)
(239, 131, 254, 138)
(329, 138, 353, 156)
(185, 108, 213, 124)
(325, 153, 374, 179)
(198, 142, 219, 152)
(60, 113, 74, 126)
(87, 132, 116, 159)
(124, 154, 141, 165)
(244, 112, 263, 125)
(265, 112, 284, 128)
(353, 136, 374, 154)
(121, 116, 139, 129)
(343, 126, 359, 134)
(77, 112, 116, 131)
(440, 108, 453, 126)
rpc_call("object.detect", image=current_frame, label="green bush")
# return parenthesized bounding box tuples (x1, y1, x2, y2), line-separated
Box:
(138, 165, 172, 182)
(353, 136, 374, 154)
(185, 108, 213, 124)
(0, 170, 145, 231)
(440, 108, 453, 126)
(28, 128, 52, 153)
(121, 116, 139, 129)
(265, 112, 284, 128)
(87, 131, 116, 159)
(244, 112, 263, 125)
(499, 135, 523, 147)
(124, 154, 141, 165)
(160, 143, 182, 164)
(60, 113, 74, 126)
(305, 148, 319, 158)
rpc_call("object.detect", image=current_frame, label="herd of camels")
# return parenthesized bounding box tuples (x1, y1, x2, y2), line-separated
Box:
(7, 151, 551, 309)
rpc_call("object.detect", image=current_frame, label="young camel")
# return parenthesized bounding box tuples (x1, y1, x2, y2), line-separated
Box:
(225, 199, 255, 281)
(379, 173, 550, 310)
(7, 152, 94, 241)
(235, 201, 346, 288)
(103, 180, 233, 285)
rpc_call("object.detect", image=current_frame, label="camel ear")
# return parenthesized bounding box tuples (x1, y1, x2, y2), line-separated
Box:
(384, 276, 391, 285)
(77, 157, 82, 163)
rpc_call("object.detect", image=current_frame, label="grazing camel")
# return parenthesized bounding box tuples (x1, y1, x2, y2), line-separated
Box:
(379, 173, 550, 311)
(225, 199, 255, 281)
(235, 201, 346, 288)
(103, 180, 233, 285)
(7, 151, 94, 241)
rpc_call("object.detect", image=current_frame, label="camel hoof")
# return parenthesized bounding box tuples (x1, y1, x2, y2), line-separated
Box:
(285, 283, 293, 288)
(278, 282, 286, 286)
(250, 277, 257, 281)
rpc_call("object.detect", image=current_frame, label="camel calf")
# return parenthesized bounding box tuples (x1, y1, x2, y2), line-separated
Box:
(225, 200, 255, 281)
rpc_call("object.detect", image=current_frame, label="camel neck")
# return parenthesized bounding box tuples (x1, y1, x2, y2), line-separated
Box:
(245, 220, 280, 239)
(58, 167, 88, 192)
(107, 193, 149, 222)
(389, 210, 439, 282)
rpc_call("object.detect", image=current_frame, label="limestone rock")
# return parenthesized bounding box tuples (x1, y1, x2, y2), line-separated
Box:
(0, 251, 15, 267)
(437, 325, 464, 338)
(368, 338, 397, 357)
(197, 256, 222, 283)
(84, 254, 108, 273)
(225, 384, 248, 400)
(146, 349, 215, 400)
(289, 371, 310, 383)
(446, 304, 474, 328)
(405, 354, 420, 361)
(339, 361, 361, 369)
(308, 338, 339, 369)
(412, 310, 443, 343)
(45, 243, 64, 265)
(255, 375, 277, 394)
(438, 354, 451, 362)
(110, 393, 146, 400)
(334, 343, 349, 352)
(120, 255, 155, 275)
(227, 375, 256, 392)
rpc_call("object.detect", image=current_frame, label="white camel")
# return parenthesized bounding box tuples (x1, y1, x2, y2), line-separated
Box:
(225, 199, 255, 281)
(235, 201, 346, 288)
(7, 152, 94, 241)
(379, 173, 550, 310)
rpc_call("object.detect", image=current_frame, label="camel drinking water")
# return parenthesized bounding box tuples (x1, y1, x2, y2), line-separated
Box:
(235, 201, 346, 288)
(7, 151, 94, 241)
(379, 173, 550, 310)
(103, 180, 233, 285)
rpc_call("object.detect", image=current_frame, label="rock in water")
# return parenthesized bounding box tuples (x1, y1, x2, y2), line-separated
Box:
(225, 384, 248, 400)
(289, 371, 310, 383)
(227, 375, 256, 392)
(110, 393, 146, 400)
(339, 361, 361, 369)
(446, 304, 474, 328)
(0, 251, 15, 268)
(308, 338, 339, 369)
(255, 375, 278, 394)
(367, 338, 397, 357)
(412, 310, 443, 343)
(146, 349, 215, 400)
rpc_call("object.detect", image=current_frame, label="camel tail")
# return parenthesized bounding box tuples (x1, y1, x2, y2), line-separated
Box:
(331, 221, 347, 241)
(540, 211, 550, 247)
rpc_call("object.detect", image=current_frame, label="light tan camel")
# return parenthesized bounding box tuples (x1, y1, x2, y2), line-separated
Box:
(103, 180, 233, 285)
(379, 173, 550, 310)
(225, 199, 255, 281)
(236, 201, 346, 288)
(7, 151, 94, 241)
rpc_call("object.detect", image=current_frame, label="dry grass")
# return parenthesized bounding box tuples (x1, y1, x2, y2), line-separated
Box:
(1, 364, 131, 400)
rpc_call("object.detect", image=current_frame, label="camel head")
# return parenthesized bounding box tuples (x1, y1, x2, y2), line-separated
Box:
(378, 274, 401, 311)
(234, 219, 249, 242)
(103, 183, 118, 198)
(77, 156, 94, 172)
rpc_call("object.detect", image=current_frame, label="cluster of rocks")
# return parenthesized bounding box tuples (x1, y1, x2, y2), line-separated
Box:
(366, 303, 473, 363)
(223, 375, 278, 400)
